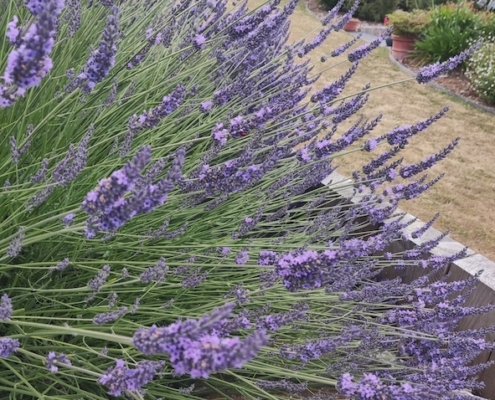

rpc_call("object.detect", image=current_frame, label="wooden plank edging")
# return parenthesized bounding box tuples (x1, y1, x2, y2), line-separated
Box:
(323, 171, 495, 399)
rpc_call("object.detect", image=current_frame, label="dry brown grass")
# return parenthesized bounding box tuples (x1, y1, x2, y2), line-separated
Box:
(248, 0, 495, 261)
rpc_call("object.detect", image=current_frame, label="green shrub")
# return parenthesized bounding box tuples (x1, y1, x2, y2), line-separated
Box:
(414, 2, 483, 62)
(320, 0, 398, 22)
(466, 38, 495, 104)
(397, 0, 457, 11)
(386, 9, 431, 36)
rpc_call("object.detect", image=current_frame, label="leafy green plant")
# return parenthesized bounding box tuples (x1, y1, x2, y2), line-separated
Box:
(466, 38, 495, 104)
(397, 0, 458, 11)
(414, 2, 483, 62)
(386, 9, 431, 36)
(321, 0, 398, 21)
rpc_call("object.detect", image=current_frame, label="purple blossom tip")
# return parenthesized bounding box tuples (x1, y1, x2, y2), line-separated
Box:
(416, 39, 482, 84)
(46, 352, 71, 372)
(0, 338, 20, 358)
(0, 294, 13, 321)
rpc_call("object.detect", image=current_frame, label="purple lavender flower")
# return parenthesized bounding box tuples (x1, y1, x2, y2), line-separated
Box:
(200, 100, 213, 113)
(6, 17, 20, 44)
(121, 268, 129, 279)
(348, 28, 392, 62)
(46, 352, 71, 372)
(364, 137, 378, 151)
(62, 213, 75, 226)
(127, 84, 186, 134)
(386, 107, 449, 145)
(218, 247, 231, 255)
(322, 0, 346, 25)
(31, 158, 49, 183)
(130, 297, 140, 314)
(0, 338, 20, 358)
(331, 33, 361, 57)
(211, 123, 229, 146)
(258, 250, 278, 265)
(332, 0, 360, 31)
(399, 138, 459, 179)
(107, 292, 118, 308)
(25, 0, 60, 15)
(416, 40, 482, 84)
(336, 373, 358, 396)
(235, 251, 249, 265)
(0, 295, 13, 321)
(257, 379, 308, 393)
(181, 268, 208, 289)
(93, 306, 127, 325)
(256, 302, 308, 331)
(98, 359, 162, 396)
(87, 265, 111, 292)
(140, 257, 168, 284)
(66, 0, 82, 37)
(298, 25, 334, 57)
(53, 124, 94, 187)
(411, 212, 440, 239)
(73, 6, 119, 93)
(50, 258, 70, 272)
(1, 0, 64, 107)
(7, 227, 25, 258)
(193, 34, 206, 49)
(133, 303, 236, 355)
(311, 63, 358, 103)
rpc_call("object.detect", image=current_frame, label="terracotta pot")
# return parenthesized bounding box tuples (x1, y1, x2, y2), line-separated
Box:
(343, 19, 360, 32)
(391, 34, 416, 61)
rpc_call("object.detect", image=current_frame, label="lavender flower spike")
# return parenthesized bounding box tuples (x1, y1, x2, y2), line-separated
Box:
(0, 338, 20, 358)
(99, 359, 162, 396)
(1, 0, 64, 108)
(331, 34, 361, 57)
(77, 6, 119, 93)
(322, 0, 346, 26)
(46, 352, 71, 372)
(0, 294, 13, 321)
(416, 39, 482, 84)
(348, 28, 392, 62)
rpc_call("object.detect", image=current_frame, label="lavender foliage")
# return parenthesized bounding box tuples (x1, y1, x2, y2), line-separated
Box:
(0, 0, 491, 398)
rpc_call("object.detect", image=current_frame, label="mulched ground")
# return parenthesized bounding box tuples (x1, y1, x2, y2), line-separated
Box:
(304, 0, 495, 113)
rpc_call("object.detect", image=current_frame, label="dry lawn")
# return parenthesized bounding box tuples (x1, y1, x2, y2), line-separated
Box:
(248, 0, 495, 261)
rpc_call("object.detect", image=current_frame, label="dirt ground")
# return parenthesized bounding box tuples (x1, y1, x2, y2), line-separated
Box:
(248, 0, 495, 261)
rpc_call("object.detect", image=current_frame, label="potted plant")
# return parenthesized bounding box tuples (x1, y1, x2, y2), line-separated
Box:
(386, 10, 430, 60)
(344, 17, 360, 32)
(384, 16, 393, 46)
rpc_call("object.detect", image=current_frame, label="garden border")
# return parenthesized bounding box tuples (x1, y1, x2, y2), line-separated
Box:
(323, 171, 495, 400)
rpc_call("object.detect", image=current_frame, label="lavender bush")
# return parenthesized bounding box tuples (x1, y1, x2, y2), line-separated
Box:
(0, 0, 492, 399)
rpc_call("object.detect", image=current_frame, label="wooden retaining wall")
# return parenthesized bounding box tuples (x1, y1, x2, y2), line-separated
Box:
(323, 172, 495, 399)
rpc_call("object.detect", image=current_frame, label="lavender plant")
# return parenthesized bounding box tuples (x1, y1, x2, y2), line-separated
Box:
(0, 0, 491, 399)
